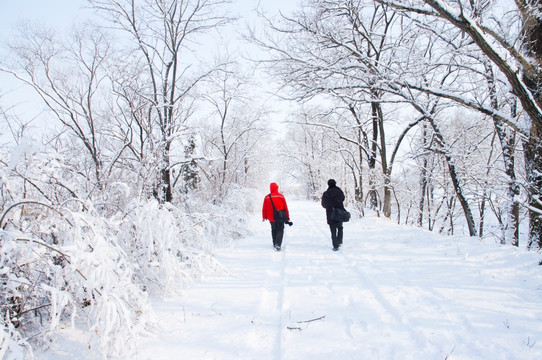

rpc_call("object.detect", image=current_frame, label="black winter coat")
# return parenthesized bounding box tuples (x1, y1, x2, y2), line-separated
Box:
(321, 186, 345, 224)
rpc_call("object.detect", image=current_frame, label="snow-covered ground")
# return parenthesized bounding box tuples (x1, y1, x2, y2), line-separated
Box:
(48, 200, 542, 359)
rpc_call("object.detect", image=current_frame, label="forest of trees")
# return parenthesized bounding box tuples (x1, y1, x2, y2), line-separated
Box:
(252, 0, 542, 247)
(1, 0, 541, 358)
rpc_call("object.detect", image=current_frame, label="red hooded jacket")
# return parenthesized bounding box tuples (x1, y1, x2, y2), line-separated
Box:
(262, 183, 290, 222)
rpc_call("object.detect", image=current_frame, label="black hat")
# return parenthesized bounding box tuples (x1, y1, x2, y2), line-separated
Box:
(328, 179, 336, 187)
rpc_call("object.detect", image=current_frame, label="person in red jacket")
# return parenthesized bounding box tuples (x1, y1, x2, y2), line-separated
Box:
(262, 182, 291, 251)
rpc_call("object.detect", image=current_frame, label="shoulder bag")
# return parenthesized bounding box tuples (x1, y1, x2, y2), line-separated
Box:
(269, 194, 288, 224)
(330, 207, 351, 223)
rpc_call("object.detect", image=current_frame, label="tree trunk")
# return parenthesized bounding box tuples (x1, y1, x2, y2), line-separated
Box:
(382, 177, 392, 218)
(444, 154, 477, 236)
(495, 121, 521, 246)
(375, 99, 392, 218)
(368, 101, 379, 210)
(418, 122, 430, 227)
(525, 127, 542, 248)
(521, 2, 542, 247)
(519, 0, 542, 248)
(356, 123, 364, 205)
(158, 141, 173, 203)
(348, 104, 365, 206)
(354, 174, 363, 203)
(428, 118, 478, 236)
(486, 60, 521, 246)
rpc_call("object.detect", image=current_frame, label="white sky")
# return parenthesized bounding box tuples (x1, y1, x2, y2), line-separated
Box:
(0, 0, 89, 36)
(0, 0, 299, 140)
(0, 0, 298, 44)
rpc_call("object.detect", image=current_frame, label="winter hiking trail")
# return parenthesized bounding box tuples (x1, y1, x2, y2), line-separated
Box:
(134, 200, 542, 360)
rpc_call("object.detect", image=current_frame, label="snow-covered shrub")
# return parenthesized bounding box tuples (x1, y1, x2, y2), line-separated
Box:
(0, 191, 254, 358)
(116, 186, 259, 295)
(1, 145, 147, 358)
(0, 312, 34, 360)
(0, 203, 153, 358)
(118, 199, 221, 295)
(0, 159, 260, 354)
(0, 134, 255, 358)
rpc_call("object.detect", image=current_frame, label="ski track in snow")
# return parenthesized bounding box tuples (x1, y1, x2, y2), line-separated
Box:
(80, 200, 542, 359)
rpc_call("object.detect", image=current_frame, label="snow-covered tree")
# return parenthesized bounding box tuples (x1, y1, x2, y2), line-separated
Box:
(377, 0, 542, 247)
(251, 0, 539, 244)
(90, 0, 234, 203)
(3, 24, 118, 194)
(252, 0, 478, 228)
(198, 63, 269, 202)
(0, 2, 262, 358)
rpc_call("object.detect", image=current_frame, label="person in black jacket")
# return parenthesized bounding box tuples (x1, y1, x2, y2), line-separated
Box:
(321, 179, 346, 251)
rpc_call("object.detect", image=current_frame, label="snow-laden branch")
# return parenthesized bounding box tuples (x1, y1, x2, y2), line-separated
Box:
(0, 201, 73, 229)
(378, 0, 542, 127)
(389, 80, 528, 137)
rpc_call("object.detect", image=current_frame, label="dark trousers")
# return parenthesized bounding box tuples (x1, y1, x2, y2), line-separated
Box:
(270, 221, 285, 247)
(329, 223, 343, 248)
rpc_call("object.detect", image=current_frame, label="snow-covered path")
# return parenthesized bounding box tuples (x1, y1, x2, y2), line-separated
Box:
(135, 200, 542, 360)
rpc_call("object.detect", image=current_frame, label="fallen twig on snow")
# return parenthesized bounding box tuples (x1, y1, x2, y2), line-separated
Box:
(286, 315, 326, 331)
(287, 326, 303, 331)
(297, 315, 326, 323)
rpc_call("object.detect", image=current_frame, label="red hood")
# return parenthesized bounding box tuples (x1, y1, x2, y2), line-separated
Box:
(270, 182, 279, 193)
